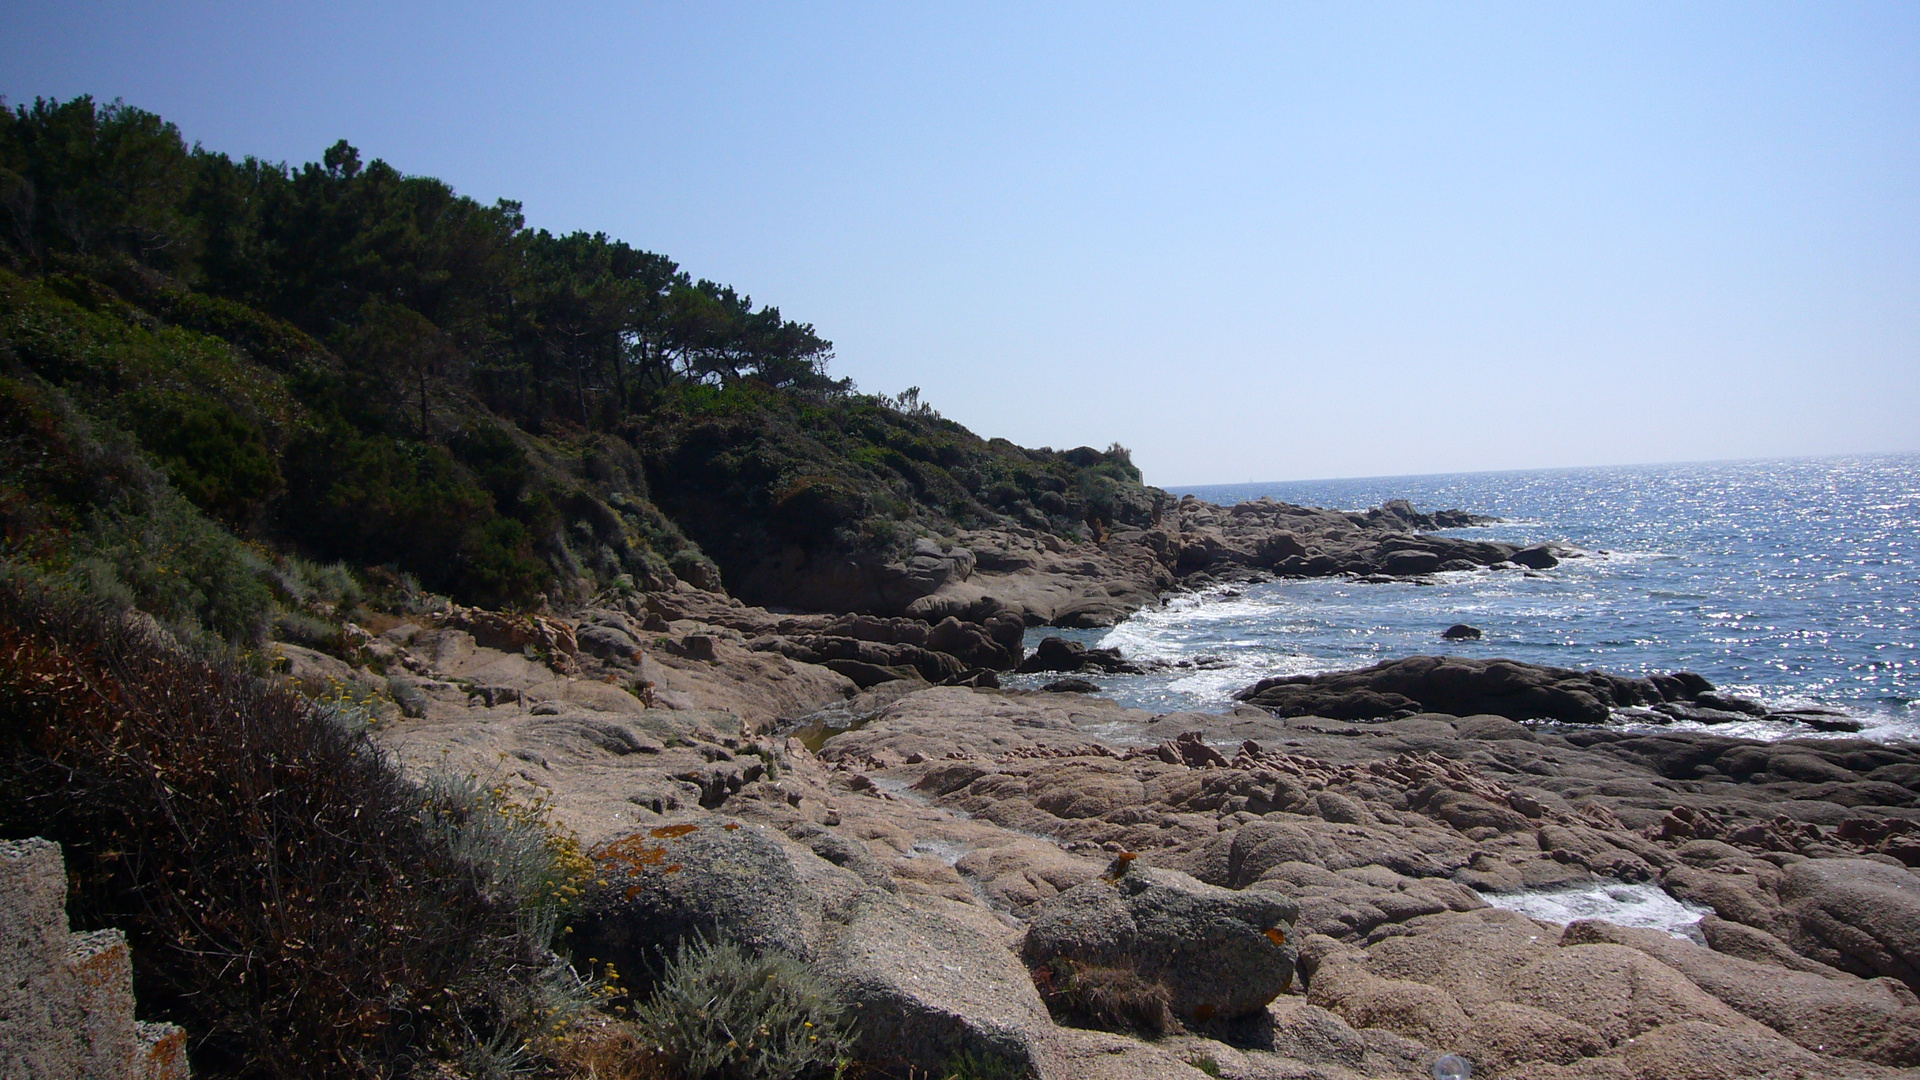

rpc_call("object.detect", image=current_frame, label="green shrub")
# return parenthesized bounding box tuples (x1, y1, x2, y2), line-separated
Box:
(633, 938, 855, 1080)
(72, 486, 277, 644)
(419, 771, 594, 948)
(123, 387, 282, 524)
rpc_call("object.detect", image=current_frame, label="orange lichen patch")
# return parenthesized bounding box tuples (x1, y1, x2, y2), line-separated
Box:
(1265, 927, 1288, 946)
(598, 835, 672, 877)
(663, 864, 683, 874)
(650, 824, 699, 839)
(723, 823, 741, 831)
(139, 1026, 191, 1080)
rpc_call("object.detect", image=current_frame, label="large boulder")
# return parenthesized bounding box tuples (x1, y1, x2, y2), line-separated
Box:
(820, 897, 1065, 1077)
(574, 816, 1070, 1078)
(1234, 655, 1754, 725)
(1778, 857, 1920, 990)
(1022, 865, 1299, 1022)
(572, 817, 855, 968)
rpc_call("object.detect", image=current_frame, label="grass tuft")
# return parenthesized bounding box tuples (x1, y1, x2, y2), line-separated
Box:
(1032, 957, 1176, 1039)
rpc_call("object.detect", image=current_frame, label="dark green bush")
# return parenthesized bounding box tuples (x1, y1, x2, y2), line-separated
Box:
(0, 374, 279, 644)
(124, 387, 282, 524)
(280, 420, 550, 606)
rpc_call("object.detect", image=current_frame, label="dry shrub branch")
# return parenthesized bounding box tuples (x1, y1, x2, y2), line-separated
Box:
(0, 574, 555, 1077)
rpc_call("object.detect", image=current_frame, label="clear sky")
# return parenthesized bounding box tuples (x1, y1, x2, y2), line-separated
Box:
(6, 2, 1918, 485)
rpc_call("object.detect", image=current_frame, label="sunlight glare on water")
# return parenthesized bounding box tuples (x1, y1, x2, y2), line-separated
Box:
(1010, 455, 1920, 743)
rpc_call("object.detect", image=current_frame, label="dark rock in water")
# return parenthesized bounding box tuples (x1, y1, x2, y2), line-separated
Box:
(948, 668, 1001, 689)
(1652, 702, 1765, 725)
(1022, 865, 1299, 1023)
(1769, 708, 1863, 733)
(1017, 636, 1143, 675)
(1384, 549, 1444, 575)
(1511, 544, 1560, 570)
(1442, 624, 1483, 641)
(1019, 636, 1090, 673)
(1234, 655, 1752, 725)
(1042, 677, 1102, 694)
(1695, 692, 1768, 717)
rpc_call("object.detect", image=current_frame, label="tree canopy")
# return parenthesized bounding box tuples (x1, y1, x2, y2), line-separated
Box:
(0, 95, 841, 431)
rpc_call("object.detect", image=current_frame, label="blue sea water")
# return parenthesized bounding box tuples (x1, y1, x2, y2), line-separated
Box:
(1014, 454, 1920, 743)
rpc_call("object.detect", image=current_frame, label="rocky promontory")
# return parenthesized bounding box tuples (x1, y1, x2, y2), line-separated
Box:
(740, 494, 1554, 631)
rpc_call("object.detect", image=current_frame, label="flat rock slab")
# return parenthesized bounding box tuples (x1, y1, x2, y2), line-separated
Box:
(1235, 654, 1743, 724)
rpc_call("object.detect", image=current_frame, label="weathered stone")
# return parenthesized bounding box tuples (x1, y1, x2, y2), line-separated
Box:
(1236, 655, 1752, 725)
(1778, 857, 1920, 989)
(1023, 865, 1298, 1022)
(1, 838, 190, 1080)
(1563, 918, 1920, 1065)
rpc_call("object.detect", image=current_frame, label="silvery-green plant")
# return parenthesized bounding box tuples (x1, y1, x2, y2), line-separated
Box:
(635, 938, 855, 1080)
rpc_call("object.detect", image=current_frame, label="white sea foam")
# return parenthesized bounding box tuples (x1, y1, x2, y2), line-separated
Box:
(1478, 882, 1712, 943)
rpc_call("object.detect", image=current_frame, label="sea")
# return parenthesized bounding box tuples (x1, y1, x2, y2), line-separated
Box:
(1010, 453, 1920, 745)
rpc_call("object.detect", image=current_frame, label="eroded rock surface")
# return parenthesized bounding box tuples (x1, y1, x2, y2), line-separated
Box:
(1023, 864, 1299, 1022)
(367, 630, 1920, 1080)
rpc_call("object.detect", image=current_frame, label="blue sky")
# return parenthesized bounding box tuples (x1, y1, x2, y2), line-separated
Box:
(7, 1, 1917, 484)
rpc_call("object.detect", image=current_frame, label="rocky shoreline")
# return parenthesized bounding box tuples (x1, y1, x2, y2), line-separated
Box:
(299, 494, 1920, 1080)
(847, 495, 1559, 629)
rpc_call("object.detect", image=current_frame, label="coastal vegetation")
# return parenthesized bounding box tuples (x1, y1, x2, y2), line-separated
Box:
(0, 575, 592, 1077)
(0, 92, 1164, 1078)
(0, 94, 1156, 633)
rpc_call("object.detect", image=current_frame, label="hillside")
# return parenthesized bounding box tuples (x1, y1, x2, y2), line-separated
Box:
(0, 95, 1162, 644)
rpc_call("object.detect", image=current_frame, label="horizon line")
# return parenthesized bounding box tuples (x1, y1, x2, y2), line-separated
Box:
(1158, 448, 1920, 493)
